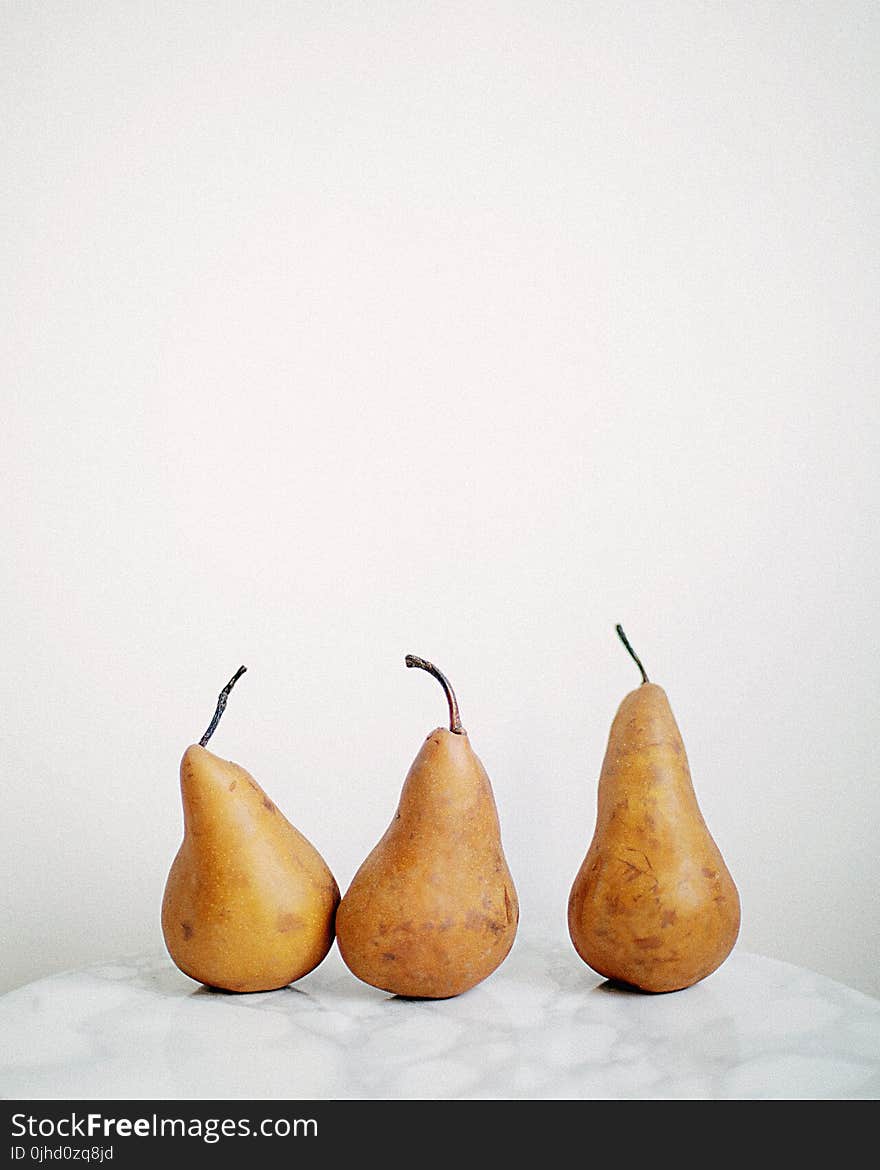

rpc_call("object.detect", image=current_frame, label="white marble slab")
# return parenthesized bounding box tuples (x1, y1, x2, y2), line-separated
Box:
(2, 934, 878, 1100)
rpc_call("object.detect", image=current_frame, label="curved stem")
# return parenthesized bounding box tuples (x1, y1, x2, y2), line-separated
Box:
(199, 665, 247, 747)
(615, 624, 649, 685)
(405, 655, 464, 734)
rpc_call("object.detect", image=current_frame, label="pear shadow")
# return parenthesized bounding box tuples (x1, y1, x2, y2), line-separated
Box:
(386, 992, 455, 1005)
(189, 983, 310, 999)
(592, 977, 685, 996)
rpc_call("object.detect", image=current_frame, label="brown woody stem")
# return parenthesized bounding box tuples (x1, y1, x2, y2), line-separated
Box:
(199, 665, 247, 746)
(405, 655, 464, 734)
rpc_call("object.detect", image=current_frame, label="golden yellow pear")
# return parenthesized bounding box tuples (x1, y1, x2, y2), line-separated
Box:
(161, 667, 340, 993)
(568, 628, 740, 993)
(335, 656, 519, 998)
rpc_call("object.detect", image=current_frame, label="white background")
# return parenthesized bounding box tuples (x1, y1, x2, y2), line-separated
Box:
(2, 2, 878, 999)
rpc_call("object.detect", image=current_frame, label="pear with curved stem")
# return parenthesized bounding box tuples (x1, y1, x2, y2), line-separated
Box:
(161, 667, 340, 993)
(335, 656, 519, 998)
(567, 627, 740, 992)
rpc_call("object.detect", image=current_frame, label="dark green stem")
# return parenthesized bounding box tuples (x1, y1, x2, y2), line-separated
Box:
(199, 665, 247, 746)
(405, 655, 464, 734)
(615, 625, 649, 684)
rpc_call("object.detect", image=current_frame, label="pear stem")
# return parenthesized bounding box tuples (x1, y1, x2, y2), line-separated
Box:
(199, 665, 247, 747)
(615, 625, 649, 684)
(405, 655, 464, 734)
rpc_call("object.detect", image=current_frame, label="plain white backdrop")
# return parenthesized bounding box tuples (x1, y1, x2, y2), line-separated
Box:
(2, 2, 878, 1000)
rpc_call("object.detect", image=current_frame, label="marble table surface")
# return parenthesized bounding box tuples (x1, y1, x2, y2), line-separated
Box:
(2, 935, 878, 1100)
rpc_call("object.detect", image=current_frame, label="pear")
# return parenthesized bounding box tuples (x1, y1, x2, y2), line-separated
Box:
(335, 655, 519, 998)
(161, 667, 340, 993)
(568, 627, 740, 993)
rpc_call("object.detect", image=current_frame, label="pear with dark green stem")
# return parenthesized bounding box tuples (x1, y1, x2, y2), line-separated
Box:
(568, 626, 740, 992)
(162, 667, 340, 993)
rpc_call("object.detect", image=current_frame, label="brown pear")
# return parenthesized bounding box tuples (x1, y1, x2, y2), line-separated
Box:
(568, 627, 740, 992)
(161, 667, 340, 993)
(335, 656, 519, 998)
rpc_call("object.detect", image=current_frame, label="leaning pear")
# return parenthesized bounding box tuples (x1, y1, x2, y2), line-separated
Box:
(161, 667, 340, 993)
